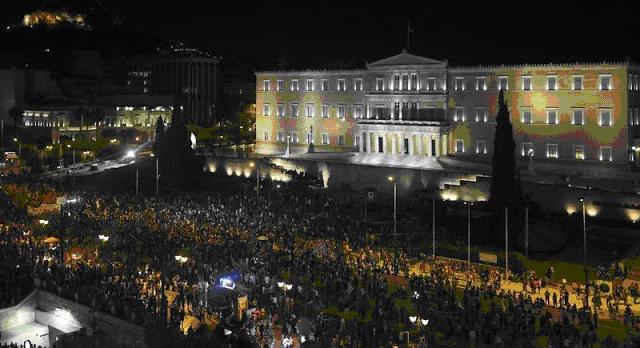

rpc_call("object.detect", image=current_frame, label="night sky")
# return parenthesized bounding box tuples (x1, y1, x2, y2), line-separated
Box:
(1, 0, 637, 70)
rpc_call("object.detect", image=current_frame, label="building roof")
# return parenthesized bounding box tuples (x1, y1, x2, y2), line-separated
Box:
(367, 49, 446, 67)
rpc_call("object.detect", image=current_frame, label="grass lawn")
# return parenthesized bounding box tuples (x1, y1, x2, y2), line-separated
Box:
(597, 319, 629, 342)
(516, 252, 596, 284)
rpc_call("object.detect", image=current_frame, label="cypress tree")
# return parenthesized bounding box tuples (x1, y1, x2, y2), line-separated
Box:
(489, 90, 523, 241)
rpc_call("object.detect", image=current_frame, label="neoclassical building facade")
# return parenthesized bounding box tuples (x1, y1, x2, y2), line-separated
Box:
(256, 50, 640, 166)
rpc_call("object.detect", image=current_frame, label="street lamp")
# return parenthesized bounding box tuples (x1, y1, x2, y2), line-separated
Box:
(13, 138, 21, 157)
(249, 162, 259, 201)
(580, 197, 589, 309)
(388, 176, 397, 241)
(464, 202, 473, 266)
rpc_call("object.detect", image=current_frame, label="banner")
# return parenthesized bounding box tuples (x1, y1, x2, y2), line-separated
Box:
(237, 295, 248, 320)
(479, 252, 498, 264)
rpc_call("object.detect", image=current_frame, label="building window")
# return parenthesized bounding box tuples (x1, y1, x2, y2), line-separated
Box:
(337, 79, 346, 91)
(277, 131, 284, 142)
(263, 131, 270, 141)
(574, 145, 585, 160)
(455, 139, 465, 153)
(522, 109, 532, 124)
(426, 77, 436, 91)
(573, 75, 583, 90)
(277, 103, 284, 117)
(376, 78, 384, 91)
(599, 75, 611, 90)
(546, 109, 558, 125)
(476, 140, 487, 154)
(263, 103, 271, 116)
(322, 79, 329, 91)
(498, 76, 508, 90)
(476, 77, 486, 91)
(393, 75, 400, 90)
(338, 135, 345, 145)
(354, 78, 363, 91)
(306, 79, 314, 91)
(599, 109, 612, 126)
(454, 107, 465, 122)
(291, 103, 299, 117)
(546, 144, 559, 158)
(321, 133, 329, 145)
(599, 146, 612, 161)
(290, 132, 298, 143)
(521, 142, 534, 156)
(354, 135, 360, 148)
(354, 105, 363, 119)
(476, 108, 487, 123)
(402, 74, 409, 90)
(455, 77, 464, 91)
(322, 104, 330, 118)
(410, 74, 418, 90)
(337, 104, 346, 119)
(306, 103, 315, 117)
(277, 80, 283, 91)
(263, 80, 271, 91)
(522, 76, 532, 91)
(572, 109, 584, 125)
(291, 79, 299, 91)
(547, 75, 557, 90)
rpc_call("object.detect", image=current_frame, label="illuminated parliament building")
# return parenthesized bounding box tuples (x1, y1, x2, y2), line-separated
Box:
(256, 50, 640, 167)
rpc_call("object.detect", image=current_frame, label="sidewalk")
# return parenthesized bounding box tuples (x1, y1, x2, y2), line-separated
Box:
(409, 261, 640, 320)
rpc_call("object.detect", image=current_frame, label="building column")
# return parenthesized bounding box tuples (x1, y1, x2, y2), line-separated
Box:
(417, 134, 423, 156)
(391, 133, 396, 154)
(442, 134, 448, 156)
(359, 133, 364, 152)
(381, 132, 387, 154)
(435, 136, 440, 157)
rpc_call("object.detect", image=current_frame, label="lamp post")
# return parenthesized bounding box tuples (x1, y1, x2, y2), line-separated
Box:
(155, 157, 159, 196)
(432, 196, 436, 259)
(505, 206, 509, 280)
(250, 162, 259, 201)
(387, 176, 397, 241)
(13, 138, 21, 157)
(525, 205, 529, 258)
(464, 201, 473, 266)
(581, 197, 589, 309)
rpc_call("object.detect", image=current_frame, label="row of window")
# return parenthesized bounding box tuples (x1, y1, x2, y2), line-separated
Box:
(452, 107, 614, 126)
(262, 103, 364, 119)
(454, 74, 612, 91)
(264, 130, 347, 146)
(454, 139, 614, 161)
(263, 78, 363, 92)
(263, 73, 624, 93)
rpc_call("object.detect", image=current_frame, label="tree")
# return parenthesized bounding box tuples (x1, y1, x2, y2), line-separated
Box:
(9, 105, 22, 127)
(489, 90, 523, 242)
(155, 116, 165, 141)
(155, 106, 202, 187)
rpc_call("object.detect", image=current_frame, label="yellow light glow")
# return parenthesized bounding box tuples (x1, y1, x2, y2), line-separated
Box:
(225, 167, 233, 176)
(626, 209, 640, 223)
(586, 205, 599, 217)
(565, 204, 577, 215)
(208, 164, 216, 173)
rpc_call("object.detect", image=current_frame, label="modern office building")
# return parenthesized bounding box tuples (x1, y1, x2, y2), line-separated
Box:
(256, 50, 640, 167)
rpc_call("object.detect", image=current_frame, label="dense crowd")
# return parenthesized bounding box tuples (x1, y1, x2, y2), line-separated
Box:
(1, 172, 639, 347)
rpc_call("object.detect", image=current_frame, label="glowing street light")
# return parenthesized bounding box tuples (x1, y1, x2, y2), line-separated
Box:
(98, 234, 109, 242)
(126, 150, 135, 158)
(388, 176, 397, 240)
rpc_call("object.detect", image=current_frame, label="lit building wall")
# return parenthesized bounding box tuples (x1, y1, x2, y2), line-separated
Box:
(448, 64, 637, 163)
(256, 71, 364, 154)
(256, 53, 640, 166)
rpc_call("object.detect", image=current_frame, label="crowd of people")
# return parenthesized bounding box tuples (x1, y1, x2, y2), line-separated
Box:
(1, 171, 639, 347)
